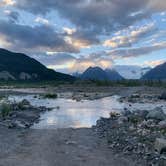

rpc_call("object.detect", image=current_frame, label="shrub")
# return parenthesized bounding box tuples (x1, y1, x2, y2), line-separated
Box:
(43, 93, 58, 99)
(0, 103, 12, 117)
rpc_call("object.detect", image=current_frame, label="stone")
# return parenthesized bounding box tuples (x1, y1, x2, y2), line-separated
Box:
(146, 107, 166, 121)
(12, 120, 27, 128)
(122, 110, 132, 116)
(131, 94, 140, 98)
(155, 138, 166, 154)
(21, 99, 30, 106)
(159, 92, 166, 100)
(134, 109, 149, 119)
(159, 157, 166, 166)
(158, 120, 166, 129)
(117, 116, 128, 124)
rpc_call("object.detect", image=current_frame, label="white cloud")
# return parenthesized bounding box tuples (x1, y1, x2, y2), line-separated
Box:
(63, 27, 76, 35)
(103, 23, 156, 48)
(35, 17, 50, 25)
(144, 60, 165, 67)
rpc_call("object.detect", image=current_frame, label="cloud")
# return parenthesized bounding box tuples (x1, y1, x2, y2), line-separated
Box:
(63, 27, 76, 35)
(148, 0, 166, 11)
(0, 0, 16, 6)
(11, 0, 165, 48)
(63, 28, 100, 49)
(31, 51, 113, 73)
(69, 58, 114, 73)
(32, 53, 76, 66)
(103, 23, 156, 48)
(0, 33, 12, 47)
(107, 42, 166, 58)
(14, 0, 166, 34)
(4, 10, 19, 22)
(0, 0, 165, 74)
(35, 17, 50, 25)
(66, 52, 114, 73)
(144, 59, 165, 67)
(0, 19, 79, 53)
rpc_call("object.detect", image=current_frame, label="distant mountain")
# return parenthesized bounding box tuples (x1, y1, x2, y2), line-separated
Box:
(72, 72, 82, 78)
(105, 69, 124, 80)
(0, 48, 75, 81)
(81, 67, 108, 80)
(142, 62, 166, 80)
(114, 65, 151, 79)
(80, 67, 123, 81)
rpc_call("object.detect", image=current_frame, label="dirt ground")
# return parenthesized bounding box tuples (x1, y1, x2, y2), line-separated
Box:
(0, 126, 138, 166)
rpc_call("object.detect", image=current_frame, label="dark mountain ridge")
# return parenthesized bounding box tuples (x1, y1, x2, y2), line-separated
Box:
(142, 62, 166, 80)
(0, 48, 75, 81)
(80, 66, 124, 81)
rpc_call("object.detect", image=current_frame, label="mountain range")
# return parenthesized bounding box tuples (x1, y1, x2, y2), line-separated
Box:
(0, 48, 75, 81)
(114, 65, 151, 79)
(142, 62, 166, 80)
(0, 48, 165, 81)
(80, 67, 124, 81)
(74, 62, 166, 81)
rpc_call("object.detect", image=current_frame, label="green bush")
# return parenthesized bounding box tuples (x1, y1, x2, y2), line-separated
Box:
(0, 103, 12, 117)
(43, 93, 58, 99)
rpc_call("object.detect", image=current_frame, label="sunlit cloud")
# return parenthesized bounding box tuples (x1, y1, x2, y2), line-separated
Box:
(35, 17, 50, 25)
(63, 27, 76, 35)
(0, 0, 165, 74)
(103, 23, 156, 48)
(65, 36, 91, 49)
(0, 0, 16, 6)
(144, 59, 165, 67)
(0, 34, 12, 47)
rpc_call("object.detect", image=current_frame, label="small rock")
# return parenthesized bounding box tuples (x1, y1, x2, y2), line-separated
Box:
(21, 99, 30, 106)
(158, 120, 166, 129)
(12, 120, 27, 128)
(155, 138, 166, 154)
(118, 116, 128, 124)
(66, 141, 77, 145)
(146, 107, 166, 121)
(122, 110, 132, 116)
(159, 157, 166, 166)
(135, 109, 149, 119)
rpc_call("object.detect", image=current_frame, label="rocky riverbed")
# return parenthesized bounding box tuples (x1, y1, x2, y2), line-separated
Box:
(0, 86, 166, 166)
(0, 98, 50, 129)
(93, 92, 166, 166)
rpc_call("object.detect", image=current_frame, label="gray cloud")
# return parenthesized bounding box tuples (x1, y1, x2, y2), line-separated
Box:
(14, 0, 166, 34)
(32, 53, 76, 66)
(108, 42, 166, 58)
(0, 19, 78, 53)
(11, 0, 166, 47)
(4, 10, 20, 22)
(103, 23, 157, 48)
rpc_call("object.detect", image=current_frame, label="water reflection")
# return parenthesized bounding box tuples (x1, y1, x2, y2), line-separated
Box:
(8, 95, 124, 129)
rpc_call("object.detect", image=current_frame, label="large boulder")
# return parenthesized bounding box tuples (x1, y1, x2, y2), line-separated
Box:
(146, 107, 166, 121)
(155, 138, 166, 154)
(159, 92, 166, 100)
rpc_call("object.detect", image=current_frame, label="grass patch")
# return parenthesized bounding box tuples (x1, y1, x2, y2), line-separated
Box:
(43, 93, 58, 99)
(0, 103, 12, 118)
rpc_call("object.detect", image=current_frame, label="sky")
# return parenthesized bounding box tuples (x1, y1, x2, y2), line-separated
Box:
(0, 0, 165, 74)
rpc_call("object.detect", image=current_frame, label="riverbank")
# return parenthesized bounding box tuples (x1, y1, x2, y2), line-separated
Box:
(0, 86, 166, 166)
(0, 85, 165, 100)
